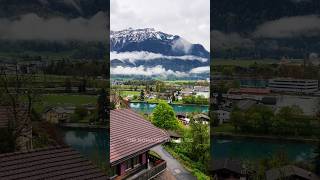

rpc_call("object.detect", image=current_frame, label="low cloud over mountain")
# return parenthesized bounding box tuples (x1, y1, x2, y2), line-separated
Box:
(110, 28, 210, 79)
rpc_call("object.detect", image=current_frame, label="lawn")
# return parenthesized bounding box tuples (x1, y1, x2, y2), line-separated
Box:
(35, 94, 97, 112)
(119, 90, 140, 97)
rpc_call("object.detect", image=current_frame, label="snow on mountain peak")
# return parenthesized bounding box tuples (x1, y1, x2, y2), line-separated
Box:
(110, 28, 179, 45)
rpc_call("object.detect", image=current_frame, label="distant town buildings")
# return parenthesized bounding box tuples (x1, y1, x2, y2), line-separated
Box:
(268, 78, 319, 94)
(214, 109, 231, 124)
(43, 107, 75, 124)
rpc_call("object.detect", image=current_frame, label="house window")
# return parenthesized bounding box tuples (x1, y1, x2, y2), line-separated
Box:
(132, 156, 140, 166)
(125, 159, 133, 170)
(110, 166, 118, 177)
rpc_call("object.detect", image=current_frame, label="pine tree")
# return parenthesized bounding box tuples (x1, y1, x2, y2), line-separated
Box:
(97, 88, 108, 123)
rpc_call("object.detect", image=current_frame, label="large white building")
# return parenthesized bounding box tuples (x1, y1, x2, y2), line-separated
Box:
(268, 78, 319, 94)
(214, 109, 231, 124)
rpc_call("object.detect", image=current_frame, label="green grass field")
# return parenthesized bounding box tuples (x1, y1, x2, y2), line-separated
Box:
(119, 90, 140, 96)
(35, 94, 97, 112)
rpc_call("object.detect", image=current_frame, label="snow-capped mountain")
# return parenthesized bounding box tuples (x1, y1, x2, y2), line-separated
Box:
(110, 28, 210, 78)
(110, 28, 209, 58)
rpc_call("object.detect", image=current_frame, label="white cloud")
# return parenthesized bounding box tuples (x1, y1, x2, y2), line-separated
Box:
(253, 15, 320, 38)
(171, 38, 192, 53)
(111, 65, 210, 77)
(110, 51, 208, 63)
(211, 30, 254, 50)
(189, 66, 210, 74)
(110, 0, 210, 50)
(111, 65, 188, 77)
(0, 12, 108, 41)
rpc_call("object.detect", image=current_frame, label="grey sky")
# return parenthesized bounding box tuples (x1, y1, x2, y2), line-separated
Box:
(110, 0, 210, 51)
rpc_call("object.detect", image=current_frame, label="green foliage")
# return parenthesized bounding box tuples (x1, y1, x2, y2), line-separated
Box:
(182, 95, 208, 105)
(44, 60, 107, 77)
(0, 128, 15, 153)
(64, 78, 72, 93)
(254, 151, 290, 179)
(155, 81, 166, 93)
(97, 88, 108, 122)
(31, 108, 41, 121)
(71, 106, 88, 123)
(185, 119, 210, 164)
(74, 106, 88, 118)
(32, 132, 50, 149)
(152, 102, 178, 130)
(230, 105, 318, 136)
(164, 145, 210, 180)
(139, 90, 145, 101)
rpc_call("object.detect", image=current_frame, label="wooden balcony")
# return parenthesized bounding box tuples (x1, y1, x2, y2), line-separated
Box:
(127, 154, 167, 180)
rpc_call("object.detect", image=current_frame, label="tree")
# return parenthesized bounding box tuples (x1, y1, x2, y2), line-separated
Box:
(97, 88, 108, 123)
(0, 66, 39, 152)
(74, 106, 88, 119)
(187, 118, 210, 164)
(139, 90, 145, 101)
(155, 81, 165, 93)
(152, 102, 178, 130)
(64, 78, 72, 93)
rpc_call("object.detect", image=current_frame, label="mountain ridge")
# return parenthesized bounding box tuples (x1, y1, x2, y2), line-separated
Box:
(110, 28, 209, 58)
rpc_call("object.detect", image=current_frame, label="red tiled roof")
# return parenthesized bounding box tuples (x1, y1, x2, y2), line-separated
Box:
(110, 109, 169, 165)
(229, 88, 271, 95)
(0, 146, 107, 180)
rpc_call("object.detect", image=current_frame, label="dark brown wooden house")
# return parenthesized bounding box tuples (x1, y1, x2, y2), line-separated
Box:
(266, 165, 320, 180)
(110, 109, 170, 179)
(210, 159, 249, 180)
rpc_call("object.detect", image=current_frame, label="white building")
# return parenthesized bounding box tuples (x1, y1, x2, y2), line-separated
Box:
(214, 109, 231, 124)
(268, 78, 318, 94)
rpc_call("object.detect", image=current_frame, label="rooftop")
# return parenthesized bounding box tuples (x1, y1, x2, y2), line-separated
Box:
(266, 165, 320, 180)
(0, 146, 107, 180)
(110, 109, 170, 165)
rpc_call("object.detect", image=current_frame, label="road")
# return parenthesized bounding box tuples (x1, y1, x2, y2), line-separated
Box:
(151, 145, 197, 180)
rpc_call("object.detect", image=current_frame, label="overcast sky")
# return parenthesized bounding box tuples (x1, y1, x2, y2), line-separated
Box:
(110, 0, 210, 50)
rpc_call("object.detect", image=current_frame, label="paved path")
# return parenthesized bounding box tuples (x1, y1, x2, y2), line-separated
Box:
(151, 145, 196, 180)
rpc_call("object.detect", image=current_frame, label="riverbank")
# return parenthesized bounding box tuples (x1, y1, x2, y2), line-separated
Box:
(130, 100, 209, 106)
(59, 123, 108, 129)
(212, 132, 319, 143)
(162, 145, 209, 180)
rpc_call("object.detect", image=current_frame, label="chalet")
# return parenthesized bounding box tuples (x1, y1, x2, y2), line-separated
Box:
(176, 112, 187, 119)
(266, 165, 320, 180)
(42, 107, 75, 124)
(0, 146, 107, 179)
(210, 159, 250, 180)
(110, 109, 170, 179)
(0, 106, 32, 151)
(214, 108, 231, 124)
(181, 88, 194, 97)
(193, 113, 210, 124)
(167, 130, 182, 143)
